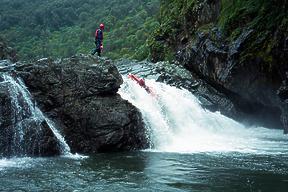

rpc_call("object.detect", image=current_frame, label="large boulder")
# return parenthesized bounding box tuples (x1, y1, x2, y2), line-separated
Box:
(15, 55, 148, 154)
(61, 95, 147, 153)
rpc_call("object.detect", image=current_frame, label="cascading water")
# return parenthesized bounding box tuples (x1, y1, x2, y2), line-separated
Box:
(119, 77, 288, 154)
(0, 74, 70, 156)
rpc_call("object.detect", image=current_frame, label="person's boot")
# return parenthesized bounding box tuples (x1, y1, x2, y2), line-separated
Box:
(91, 48, 96, 55)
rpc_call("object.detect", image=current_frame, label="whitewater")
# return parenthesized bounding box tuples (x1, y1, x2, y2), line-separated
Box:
(119, 77, 288, 154)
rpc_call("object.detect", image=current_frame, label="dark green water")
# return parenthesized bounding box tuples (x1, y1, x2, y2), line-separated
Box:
(1, 152, 287, 192)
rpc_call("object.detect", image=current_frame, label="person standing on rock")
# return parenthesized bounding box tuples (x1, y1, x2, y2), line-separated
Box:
(91, 23, 104, 57)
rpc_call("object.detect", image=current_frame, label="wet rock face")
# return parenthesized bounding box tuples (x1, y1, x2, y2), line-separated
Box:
(0, 72, 60, 157)
(15, 55, 148, 154)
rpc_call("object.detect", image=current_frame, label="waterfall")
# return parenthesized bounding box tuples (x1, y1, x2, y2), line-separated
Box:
(0, 74, 70, 156)
(119, 77, 288, 154)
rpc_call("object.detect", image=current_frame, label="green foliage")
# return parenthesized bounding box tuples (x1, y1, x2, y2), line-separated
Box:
(218, 0, 288, 70)
(218, 0, 286, 36)
(148, 0, 200, 62)
(0, 0, 160, 60)
(149, 0, 287, 65)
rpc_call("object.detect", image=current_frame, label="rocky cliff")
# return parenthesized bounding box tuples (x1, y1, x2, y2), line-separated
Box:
(149, 0, 288, 133)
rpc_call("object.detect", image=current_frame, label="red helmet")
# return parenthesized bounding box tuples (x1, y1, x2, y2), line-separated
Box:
(100, 23, 105, 30)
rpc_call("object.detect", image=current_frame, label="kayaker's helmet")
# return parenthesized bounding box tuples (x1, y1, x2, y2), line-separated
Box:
(100, 23, 105, 30)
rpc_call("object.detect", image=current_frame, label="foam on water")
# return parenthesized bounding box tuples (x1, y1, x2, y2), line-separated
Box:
(0, 157, 34, 171)
(119, 77, 288, 154)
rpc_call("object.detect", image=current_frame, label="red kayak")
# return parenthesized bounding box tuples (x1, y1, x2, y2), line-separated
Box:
(128, 74, 154, 95)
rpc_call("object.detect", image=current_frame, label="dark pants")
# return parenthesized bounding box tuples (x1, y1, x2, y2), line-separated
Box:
(91, 41, 101, 57)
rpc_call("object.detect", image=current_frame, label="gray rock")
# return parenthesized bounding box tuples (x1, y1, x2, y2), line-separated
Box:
(14, 55, 148, 154)
(62, 95, 147, 153)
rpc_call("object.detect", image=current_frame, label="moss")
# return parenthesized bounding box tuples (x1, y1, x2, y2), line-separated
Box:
(198, 23, 215, 33)
(150, 0, 287, 69)
(148, 0, 201, 62)
(219, 0, 287, 36)
(217, 0, 288, 73)
(218, 0, 261, 34)
(229, 27, 242, 41)
(149, 40, 164, 61)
